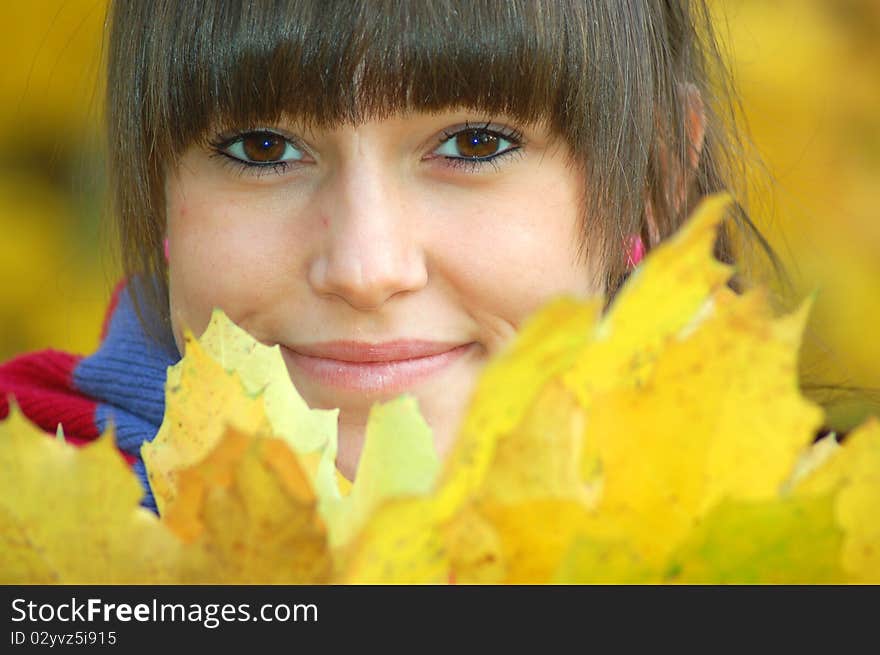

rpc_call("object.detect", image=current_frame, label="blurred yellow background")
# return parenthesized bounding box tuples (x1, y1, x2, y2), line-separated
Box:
(1, 1, 877, 428)
(719, 0, 880, 428)
(0, 0, 113, 362)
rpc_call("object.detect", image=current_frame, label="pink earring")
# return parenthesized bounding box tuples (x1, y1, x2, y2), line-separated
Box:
(163, 238, 170, 262)
(625, 234, 645, 269)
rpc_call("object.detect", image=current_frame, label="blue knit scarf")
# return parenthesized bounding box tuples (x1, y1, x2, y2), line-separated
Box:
(73, 285, 179, 513)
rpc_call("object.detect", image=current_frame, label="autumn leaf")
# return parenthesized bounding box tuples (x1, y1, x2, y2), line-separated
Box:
(142, 332, 273, 514)
(571, 289, 822, 569)
(448, 195, 832, 583)
(193, 309, 341, 500)
(143, 312, 347, 515)
(792, 418, 880, 582)
(0, 403, 180, 584)
(337, 496, 450, 583)
(664, 495, 844, 583)
(0, 403, 334, 583)
(143, 310, 443, 579)
(563, 193, 733, 407)
(432, 197, 737, 581)
(164, 428, 333, 584)
(320, 395, 439, 550)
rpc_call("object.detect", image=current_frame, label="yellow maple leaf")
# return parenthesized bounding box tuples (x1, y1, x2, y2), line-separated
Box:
(136, 307, 444, 580)
(338, 496, 450, 583)
(142, 332, 273, 514)
(320, 395, 439, 551)
(444, 380, 596, 583)
(164, 427, 333, 584)
(0, 404, 180, 584)
(143, 311, 349, 515)
(445, 297, 600, 506)
(792, 418, 880, 582)
(193, 309, 341, 499)
(0, 405, 335, 583)
(442, 195, 768, 582)
(577, 289, 822, 566)
(664, 495, 844, 583)
(563, 192, 733, 406)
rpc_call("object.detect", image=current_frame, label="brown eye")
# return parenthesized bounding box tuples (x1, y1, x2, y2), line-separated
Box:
(455, 129, 500, 158)
(433, 126, 520, 165)
(220, 130, 304, 166)
(240, 131, 287, 162)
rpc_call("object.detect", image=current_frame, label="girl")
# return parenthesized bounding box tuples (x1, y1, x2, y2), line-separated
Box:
(0, 0, 773, 512)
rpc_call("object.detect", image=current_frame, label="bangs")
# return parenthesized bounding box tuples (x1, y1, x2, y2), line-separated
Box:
(148, 0, 577, 155)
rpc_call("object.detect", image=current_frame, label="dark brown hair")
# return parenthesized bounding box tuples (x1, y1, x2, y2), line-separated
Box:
(105, 0, 776, 329)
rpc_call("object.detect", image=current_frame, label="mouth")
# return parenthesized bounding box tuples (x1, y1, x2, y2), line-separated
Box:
(280, 341, 477, 394)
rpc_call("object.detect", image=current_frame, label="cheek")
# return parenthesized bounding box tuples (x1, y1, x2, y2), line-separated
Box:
(165, 182, 309, 347)
(427, 179, 599, 345)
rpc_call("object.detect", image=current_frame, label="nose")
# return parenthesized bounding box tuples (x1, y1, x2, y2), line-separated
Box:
(308, 162, 428, 311)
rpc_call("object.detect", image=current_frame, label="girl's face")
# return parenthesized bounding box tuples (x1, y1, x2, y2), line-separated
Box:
(165, 110, 601, 479)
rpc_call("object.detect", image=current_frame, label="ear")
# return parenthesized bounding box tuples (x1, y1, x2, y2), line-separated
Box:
(645, 83, 707, 247)
(683, 83, 706, 175)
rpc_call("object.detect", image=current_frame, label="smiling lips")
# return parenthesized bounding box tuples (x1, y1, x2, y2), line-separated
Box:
(282, 340, 476, 394)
